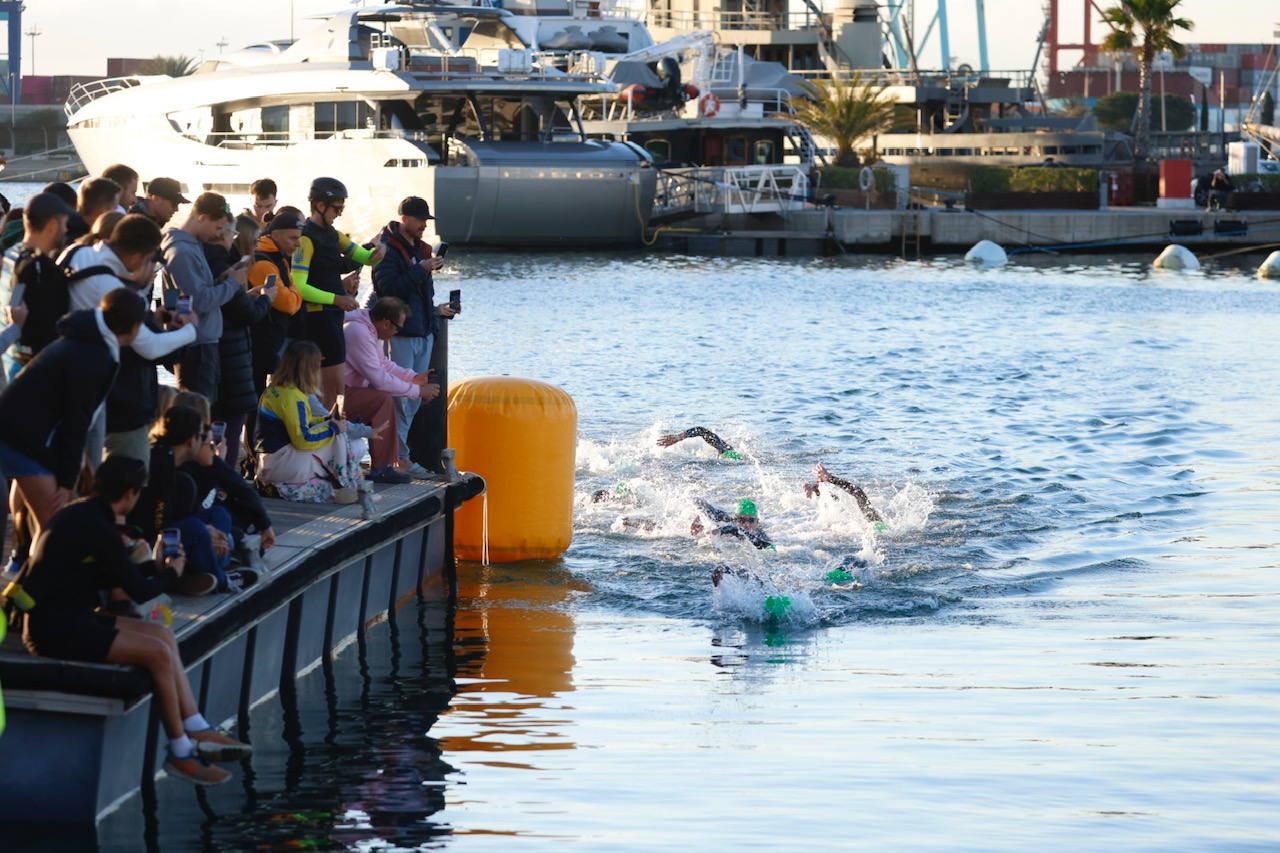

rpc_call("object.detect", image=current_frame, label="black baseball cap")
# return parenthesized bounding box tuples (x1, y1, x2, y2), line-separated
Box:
(25, 191, 75, 221)
(398, 196, 434, 220)
(147, 177, 190, 205)
(265, 206, 305, 233)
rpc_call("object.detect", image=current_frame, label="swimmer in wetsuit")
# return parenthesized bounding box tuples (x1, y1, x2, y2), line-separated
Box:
(657, 427, 744, 460)
(691, 498, 774, 550)
(803, 463, 885, 526)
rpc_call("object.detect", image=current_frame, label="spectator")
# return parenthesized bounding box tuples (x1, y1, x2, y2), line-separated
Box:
(102, 164, 140, 212)
(132, 177, 188, 228)
(16, 454, 249, 786)
(0, 206, 23, 252)
(369, 196, 455, 477)
(72, 210, 126, 248)
(246, 178, 278, 226)
(255, 340, 366, 503)
(63, 215, 198, 468)
(233, 213, 259, 259)
(127, 405, 234, 595)
(161, 192, 248, 401)
(72, 177, 122, 244)
(203, 216, 275, 466)
(41, 183, 86, 242)
(293, 177, 384, 408)
(343, 297, 439, 484)
(0, 193, 73, 380)
(0, 288, 146, 542)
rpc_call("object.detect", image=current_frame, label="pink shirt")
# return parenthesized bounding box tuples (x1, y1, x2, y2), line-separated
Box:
(342, 310, 419, 396)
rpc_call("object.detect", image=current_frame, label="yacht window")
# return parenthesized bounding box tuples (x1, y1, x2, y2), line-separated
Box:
(262, 105, 289, 137)
(315, 101, 375, 137)
(645, 139, 672, 164)
(752, 139, 775, 164)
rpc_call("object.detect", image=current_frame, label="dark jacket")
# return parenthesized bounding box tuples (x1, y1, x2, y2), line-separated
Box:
(64, 213, 90, 245)
(250, 235, 296, 384)
(106, 315, 170, 433)
(127, 443, 199, 541)
(369, 221, 436, 338)
(22, 497, 177, 617)
(5, 246, 69, 364)
(214, 287, 271, 418)
(0, 310, 119, 488)
(181, 454, 271, 533)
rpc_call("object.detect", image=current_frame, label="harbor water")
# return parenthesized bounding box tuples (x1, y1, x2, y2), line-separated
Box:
(4, 184, 1277, 849)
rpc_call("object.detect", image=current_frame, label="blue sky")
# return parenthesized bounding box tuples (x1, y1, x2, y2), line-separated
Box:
(18, 0, 1280, 78)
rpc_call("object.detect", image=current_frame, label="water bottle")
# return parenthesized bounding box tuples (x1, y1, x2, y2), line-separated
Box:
(359, 479, 379, 521)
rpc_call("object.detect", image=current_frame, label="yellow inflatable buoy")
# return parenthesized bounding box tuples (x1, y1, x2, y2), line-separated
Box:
(449, 376, 577, 562)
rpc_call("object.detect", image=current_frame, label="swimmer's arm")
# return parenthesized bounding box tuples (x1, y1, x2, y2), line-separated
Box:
(693, 498, 733, 524)
(682, 427, 732, 454)
(825, 474, 884, 523)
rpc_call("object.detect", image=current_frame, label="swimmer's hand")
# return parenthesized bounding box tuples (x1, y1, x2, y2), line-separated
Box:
(803, 482, 819, 499)
(690, 518, 704, 536)
(656, 434, 683, 447)
(814, 463, 833, 483)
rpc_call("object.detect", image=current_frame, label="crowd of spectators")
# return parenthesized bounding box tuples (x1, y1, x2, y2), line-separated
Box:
(0, 168, 456, 786)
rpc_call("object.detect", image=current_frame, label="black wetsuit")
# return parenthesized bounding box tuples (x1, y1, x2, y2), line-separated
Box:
(693, 498, 773, 550)
(676, 427, 736, 456)
(813, 474, 884, 523)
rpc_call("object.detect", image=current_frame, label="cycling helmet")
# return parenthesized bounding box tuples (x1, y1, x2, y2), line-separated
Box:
(308, 177, 349, 204)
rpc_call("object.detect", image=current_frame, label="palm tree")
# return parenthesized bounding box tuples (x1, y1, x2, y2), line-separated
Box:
(790, 74, 898, 167)
(1100, 0, 1193, 161)
(146, 55, 200, 77)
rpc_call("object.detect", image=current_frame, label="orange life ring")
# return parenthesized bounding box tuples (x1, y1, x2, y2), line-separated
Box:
(700, 92, 721, 117)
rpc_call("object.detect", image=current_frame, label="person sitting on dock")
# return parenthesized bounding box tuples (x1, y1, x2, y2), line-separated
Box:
(343, 297, 440, 485)
(15, 455, 251, 787)
(656, 426, 745, 460)
(131, 176, 187, 229)
(803, 463, 887, 529)
(690, 498, 774, 550)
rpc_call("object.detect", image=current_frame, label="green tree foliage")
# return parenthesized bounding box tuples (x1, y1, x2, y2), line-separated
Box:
(969, 166, 1099, 193)
(146, 55, 199, 77)
(791, 74, 898, 167)
(1093, 91, 1195, 132)
(1100, 0, 1194, 160)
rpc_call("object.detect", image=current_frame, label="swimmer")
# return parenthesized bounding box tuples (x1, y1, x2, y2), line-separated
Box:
(803, 463, 886, 527)
(711, 565, 792, 620)
(691, 498, 773, 550)
(656, 427, 744, 460)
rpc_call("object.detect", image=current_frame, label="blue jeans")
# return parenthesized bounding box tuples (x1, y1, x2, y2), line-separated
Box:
(175, 506, 234, 590)
(388, 333, 433, 462)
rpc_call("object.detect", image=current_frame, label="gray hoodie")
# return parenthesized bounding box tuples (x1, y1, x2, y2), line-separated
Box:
(160, 227, 241, 345)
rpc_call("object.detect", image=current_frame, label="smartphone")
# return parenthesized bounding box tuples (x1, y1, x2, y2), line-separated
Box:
(265, 273, 278, 288)
(211, 421, 227, 443)
(436, 242, 450, 259)
(449, 288, 461, 313)
(161, 528, 181, 559)
(176, 296, 193, 316)
(10, 282, 24, 308)
(163, 290, 179, 311)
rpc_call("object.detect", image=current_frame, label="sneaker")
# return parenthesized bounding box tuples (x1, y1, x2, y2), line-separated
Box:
(222, 567, 260, 593)
(400, 462, 434, 480)
(333, 487, 359, 505)
(165, 752, 231, 786)
(189, 728, 254, 762)
(369, 467, 411, 485)
(173, 572, 218, 597)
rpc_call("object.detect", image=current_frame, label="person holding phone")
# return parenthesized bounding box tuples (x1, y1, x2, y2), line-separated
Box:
(369, 196, 457, 478)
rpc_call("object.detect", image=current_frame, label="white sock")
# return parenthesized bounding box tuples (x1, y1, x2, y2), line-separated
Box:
(169, 735, 195, 758)
(182, 713, 210, 733)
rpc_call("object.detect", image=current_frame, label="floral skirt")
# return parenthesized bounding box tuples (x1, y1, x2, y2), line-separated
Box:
(257, 435, 366, 503)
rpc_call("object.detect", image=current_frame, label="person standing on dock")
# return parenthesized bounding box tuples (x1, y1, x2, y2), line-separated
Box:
(292, 177, 385, 408)
(369, 196, 455, 478)
(14, 454, 251, 786)
(131, 177, 187, 229)
(657, 426, 745, 460)
(72, 177, 122, 244)
(0, 192, 73, 380)
(102, 164, 140, 213)
(245, 178, 278, 227)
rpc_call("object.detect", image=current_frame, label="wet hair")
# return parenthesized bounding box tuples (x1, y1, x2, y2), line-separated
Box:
(78, 177, 121, 215)
(370, 296, 409, 325)
(78, 210, 126, 247)
(109, 213, 162, 257)
(271, 340, 323, 398)
(99, 288, 147, 336)
(93, 455, 149, 502)
(171, 390, 211, 425)
(233, 213, 260, 257)
(155, 405, 204, 447)
(251, 178, 278, 199)
(102, 164, 139, 187)
(41, 182, 77, 209)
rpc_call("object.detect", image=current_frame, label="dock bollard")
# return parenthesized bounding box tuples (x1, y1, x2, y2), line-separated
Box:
(1152, 244, 1200, 271)
(964, 240, 1007, 267)
(1257, 251, 1280, 279)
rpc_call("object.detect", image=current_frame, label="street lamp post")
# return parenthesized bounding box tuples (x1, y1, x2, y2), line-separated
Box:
(24, 26, 39, 76)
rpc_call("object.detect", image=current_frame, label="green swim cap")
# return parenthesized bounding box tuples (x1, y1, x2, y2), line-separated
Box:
(874, 521, 889, 532)
(763, 596, 792, 619)
(736, 499, 757, 518)
(824, 569, 853, 584)
(613, 482, 631, 496)
(721, 450, 744, 460)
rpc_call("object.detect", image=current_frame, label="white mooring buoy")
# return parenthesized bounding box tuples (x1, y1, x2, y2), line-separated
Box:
(1152, 244, 1200, 271)
(1257, 250, 1280, 279)
(964, 240, 1007, 267)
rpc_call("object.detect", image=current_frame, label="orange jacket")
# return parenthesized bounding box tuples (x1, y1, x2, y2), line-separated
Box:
(248, 235, 303, 315)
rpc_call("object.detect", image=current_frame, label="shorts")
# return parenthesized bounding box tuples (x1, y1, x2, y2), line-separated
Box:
(23, 610, 119, 663)
(299, 309, 346, 367)
(0, 439, 52, 479)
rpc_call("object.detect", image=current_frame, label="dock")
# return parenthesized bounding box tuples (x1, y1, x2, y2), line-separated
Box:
(0, 474, 484, 824)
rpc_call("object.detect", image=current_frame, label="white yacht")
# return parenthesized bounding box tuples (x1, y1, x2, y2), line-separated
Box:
(63, 4, 658, 245)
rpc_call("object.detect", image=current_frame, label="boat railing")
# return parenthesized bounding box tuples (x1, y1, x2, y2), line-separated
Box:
(186, 128, 439, 152)
(64, 76, 154, 119)
(654, 164, 811, 217)
(644, 8, 825, 31)
(581, 87, 795, 122)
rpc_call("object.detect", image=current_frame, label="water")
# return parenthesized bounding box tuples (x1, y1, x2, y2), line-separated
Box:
(11, 228, 1280, 848)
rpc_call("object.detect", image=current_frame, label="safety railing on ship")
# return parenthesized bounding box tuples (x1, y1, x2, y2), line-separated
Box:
(654, 164, 811, 217)
(64, 76, 154, 118)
